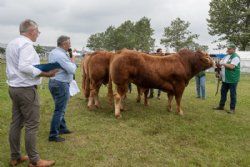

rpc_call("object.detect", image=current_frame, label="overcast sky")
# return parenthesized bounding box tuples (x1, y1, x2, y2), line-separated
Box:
(0, 0, 219, 52)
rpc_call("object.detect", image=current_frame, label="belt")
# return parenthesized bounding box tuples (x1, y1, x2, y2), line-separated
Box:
(10, 85, 37, 89)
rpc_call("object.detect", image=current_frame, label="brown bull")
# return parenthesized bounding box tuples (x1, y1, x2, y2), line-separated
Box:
(82, 51, 115, 108)
(110, 49, 214, 118)
(81, 50, 150, 109)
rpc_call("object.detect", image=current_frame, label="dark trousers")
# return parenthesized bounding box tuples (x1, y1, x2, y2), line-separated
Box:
(8, 86, 40, 163)
(49, 79, 70, 139)
(219, 82, 238, 110)
(128, 83, 132, 93)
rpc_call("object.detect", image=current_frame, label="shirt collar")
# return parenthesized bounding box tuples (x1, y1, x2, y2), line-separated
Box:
(56, 47, 67, 53)
(20, 35, 33, 44)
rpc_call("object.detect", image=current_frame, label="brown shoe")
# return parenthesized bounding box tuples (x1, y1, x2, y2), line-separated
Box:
(28, 159, 55, 167)
(9, 155, 29, 166)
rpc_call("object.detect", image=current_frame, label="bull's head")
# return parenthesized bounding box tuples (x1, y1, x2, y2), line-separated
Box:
(196, 51, 214, 70)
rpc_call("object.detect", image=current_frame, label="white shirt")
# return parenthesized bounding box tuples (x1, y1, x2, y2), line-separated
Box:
(219, 54, 240, 82)
(6, 35, 42, 87)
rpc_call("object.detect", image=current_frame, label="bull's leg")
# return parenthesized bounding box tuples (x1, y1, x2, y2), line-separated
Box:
(167, 93, 174, 112)
(87, 81, 95, 109)
(114, 86, 127, 118)
(174, 85, 185, 115)
(144, 89, 149, 106)
(114, 93, 122, 118)
(120, 95, 126, 111)
(136, 85, 141, 103)
(87, 90, 95, 109)
(94, 84, 101, 108)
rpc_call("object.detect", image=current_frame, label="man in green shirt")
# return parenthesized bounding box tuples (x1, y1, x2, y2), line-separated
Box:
(213, 44, 240, 114)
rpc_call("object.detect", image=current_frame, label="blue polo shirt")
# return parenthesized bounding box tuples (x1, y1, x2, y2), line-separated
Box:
(48, 47, 77, 83)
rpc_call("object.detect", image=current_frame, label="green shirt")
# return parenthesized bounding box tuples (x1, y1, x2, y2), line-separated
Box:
(224, 53, 240, 83)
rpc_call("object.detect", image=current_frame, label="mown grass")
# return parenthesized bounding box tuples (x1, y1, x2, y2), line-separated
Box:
(0, 63, 250, 167)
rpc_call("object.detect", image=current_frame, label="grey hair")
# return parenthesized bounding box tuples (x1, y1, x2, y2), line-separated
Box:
(57, 35, 70, 46)
(19, 19, 38, 34)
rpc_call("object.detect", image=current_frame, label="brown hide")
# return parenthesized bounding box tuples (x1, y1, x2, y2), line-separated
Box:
(84, 51, 116, 108)
(110, 49, 214, 118)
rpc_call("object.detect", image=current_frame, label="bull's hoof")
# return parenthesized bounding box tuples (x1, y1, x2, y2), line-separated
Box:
(94, 105, 101, 109)
(120, 108, 127, 112)
(178, 112, 184, 116)
(87, 105, 95, 110)
(144, 103, 149, 107)
(115, 114, 122, 119)
(167, 108, 172, 112)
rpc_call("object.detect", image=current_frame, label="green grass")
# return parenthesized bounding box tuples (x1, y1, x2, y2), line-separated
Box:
(0, 63, 250, 167)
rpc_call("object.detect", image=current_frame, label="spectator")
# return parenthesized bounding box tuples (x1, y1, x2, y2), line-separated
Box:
(213, 43, 240, 114)
(195, 70, 206, 99)
(48, 35, 77, 142)
(156, 48, 163, 99)
(6, 19, 56, 167)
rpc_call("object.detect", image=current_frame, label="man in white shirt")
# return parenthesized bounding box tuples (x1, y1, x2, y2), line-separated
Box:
(6, 19, 56, 167)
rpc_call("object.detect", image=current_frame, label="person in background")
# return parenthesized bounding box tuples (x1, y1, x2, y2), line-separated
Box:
(6, 19, 56, 167)
(213, 43, 240, 114)
(48, 35, 77, 142)
(195, 70, 206, 99)
(128, 83, 132, 93)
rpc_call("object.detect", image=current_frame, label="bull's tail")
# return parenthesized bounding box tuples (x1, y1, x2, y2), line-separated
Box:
(81, 56, 91, 99)
(107, 71, 114, 106)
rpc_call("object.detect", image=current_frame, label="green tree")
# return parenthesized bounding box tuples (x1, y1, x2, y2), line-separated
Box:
(34, 44, 45, 54)
(189, 43, 209, 52)
(103, 26, 118, 51)
(86, 17, 155, 51)
(86, 33, 105, 51)
(0, 47, 5, 54)
(207, 0, 250, 50)
(115, 20, 135, 50)
(134, 17, 155, 52)
(160, 18, 199, 51)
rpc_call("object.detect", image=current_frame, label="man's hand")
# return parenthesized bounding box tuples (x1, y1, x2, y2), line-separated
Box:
(39, 69, 59, 77)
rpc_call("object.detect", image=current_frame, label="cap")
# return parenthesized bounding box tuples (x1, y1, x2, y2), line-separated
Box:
(227, 43, 236, 49)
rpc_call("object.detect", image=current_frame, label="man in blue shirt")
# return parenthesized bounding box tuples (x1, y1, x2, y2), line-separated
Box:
(48, 35, 77, 142)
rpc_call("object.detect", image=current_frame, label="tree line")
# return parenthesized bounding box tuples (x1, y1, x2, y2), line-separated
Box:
(87, 0, 249, 52)
(87, 17, 208, 52)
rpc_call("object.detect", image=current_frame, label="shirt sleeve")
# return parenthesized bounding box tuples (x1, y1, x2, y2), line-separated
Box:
(18, 44, 42, 77)
(57, 54, 77, 74)
(231, 57, 240, 66)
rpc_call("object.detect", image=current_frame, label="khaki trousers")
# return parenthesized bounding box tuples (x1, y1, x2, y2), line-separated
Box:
(8, 86, 40, 163)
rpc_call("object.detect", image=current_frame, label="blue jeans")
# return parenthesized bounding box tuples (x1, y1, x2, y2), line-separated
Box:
(219, 82, 238, 110)
(195, 76, 206, 99)
(48, 79, 70, 139)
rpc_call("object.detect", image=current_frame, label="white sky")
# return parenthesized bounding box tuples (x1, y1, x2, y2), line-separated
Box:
(0, 0, 220, 52)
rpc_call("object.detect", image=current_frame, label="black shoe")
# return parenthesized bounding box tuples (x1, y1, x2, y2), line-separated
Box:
(49, 136, 65, 142)
(227, 110, 235, 114)
(213, 106, 224, 110)
(59, 130, 73, 134)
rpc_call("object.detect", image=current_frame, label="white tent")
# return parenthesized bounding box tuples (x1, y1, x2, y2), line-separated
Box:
(238, 51, 250, 73)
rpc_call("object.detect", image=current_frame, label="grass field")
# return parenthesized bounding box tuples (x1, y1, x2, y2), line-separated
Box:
(0, 62, 250, 167)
